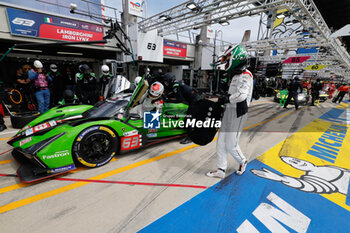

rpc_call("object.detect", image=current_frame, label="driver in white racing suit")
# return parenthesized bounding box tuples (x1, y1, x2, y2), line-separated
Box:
(131, 81, 164, 116)
(141, 81, 164, 112)
(207, 45, 253, 178)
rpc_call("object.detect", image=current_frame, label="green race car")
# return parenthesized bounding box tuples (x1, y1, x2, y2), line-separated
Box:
(8, 76, 188, 183)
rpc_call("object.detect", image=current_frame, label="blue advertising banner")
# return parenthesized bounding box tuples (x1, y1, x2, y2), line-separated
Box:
(1, 0, 102, 21)
(6, 8, 104, 42)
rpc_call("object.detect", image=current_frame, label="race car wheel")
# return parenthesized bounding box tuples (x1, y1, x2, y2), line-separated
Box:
(73, 126, 118, 168)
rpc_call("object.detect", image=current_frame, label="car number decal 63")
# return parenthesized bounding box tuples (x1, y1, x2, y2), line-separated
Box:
(121, 135, 140, 151)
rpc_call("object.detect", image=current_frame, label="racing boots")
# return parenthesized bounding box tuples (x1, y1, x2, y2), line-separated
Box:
(206, 168, 225, 179)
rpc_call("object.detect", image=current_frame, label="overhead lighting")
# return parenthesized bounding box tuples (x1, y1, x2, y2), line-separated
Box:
(57, 51, 83, 56)
(70, 3, 77, 14)
(276, 13, 285, 19)
(159, 14, 171, 21)
(12, 48, 42, 53)
(186, 1, 198, 10)
(219, 20, 230, 26)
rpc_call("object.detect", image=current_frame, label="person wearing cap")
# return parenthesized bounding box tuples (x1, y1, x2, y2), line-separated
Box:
(100, 65, 113, 100)
(47, 64, 63, 106)
(76, 64, 97, 105)
(28, 60, 52, 113)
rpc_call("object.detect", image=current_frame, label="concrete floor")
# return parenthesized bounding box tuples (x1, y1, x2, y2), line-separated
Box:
(0, 98, 345, 233)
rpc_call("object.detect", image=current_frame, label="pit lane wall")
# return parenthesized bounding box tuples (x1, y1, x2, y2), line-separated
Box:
(141, 101, 350, 233)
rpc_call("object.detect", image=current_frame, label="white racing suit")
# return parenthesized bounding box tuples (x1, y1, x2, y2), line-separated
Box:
(130, 91, 164, 116)
(217, 70, 253, 170)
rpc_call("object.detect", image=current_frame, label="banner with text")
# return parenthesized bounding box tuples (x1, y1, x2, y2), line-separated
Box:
(163, 40, 187, 58)
(6, 8, 104, 42)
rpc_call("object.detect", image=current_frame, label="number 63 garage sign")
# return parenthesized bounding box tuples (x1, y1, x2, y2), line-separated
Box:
(137, 29, 164, 63)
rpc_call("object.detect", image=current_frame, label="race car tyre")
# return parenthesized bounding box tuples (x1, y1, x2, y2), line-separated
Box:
(73, 126, 119, 168)
(10, 111, 40, 129)
(187, 99, 223, 146)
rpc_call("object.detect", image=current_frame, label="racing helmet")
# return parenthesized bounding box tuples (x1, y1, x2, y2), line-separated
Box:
(134, 76, 142, 86)
(149, 82, 164, 100)
(33, 60, 43, 69)
(79, 64, 90, 74)
(101, 65, 110, 75)
(162, 72, 176, 87)
(63, 89, 74, 103)
(220, 45, 247, 74)
(50, 64, 58, 73)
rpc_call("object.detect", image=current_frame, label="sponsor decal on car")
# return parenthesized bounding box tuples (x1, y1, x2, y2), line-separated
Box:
(42, 150, 70, 160)
(99, 126, 116, 137)
(24, 121, 57, 136)
(48, 120, 57, 127)
(25, 128, 34, 136)
(77, 126, 99, 141)
(123, 130, 138, 137)
(97, 152, 116, 167)
(146, 133, 157, 138)
(49, 164, 75, 173)
(19, 137, 32, 146)
(20, 125, 31, 132)
(33, 122, 50, 132)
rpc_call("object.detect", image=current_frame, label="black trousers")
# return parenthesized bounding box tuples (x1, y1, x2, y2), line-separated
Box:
(0, 114, 4, 125)
(334, 91, 347, 103)
(284, 92, 299, 109)
(311, 91, 319, 105)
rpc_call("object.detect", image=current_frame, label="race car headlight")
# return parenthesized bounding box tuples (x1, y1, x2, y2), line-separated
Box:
(25, 132, 66, 155)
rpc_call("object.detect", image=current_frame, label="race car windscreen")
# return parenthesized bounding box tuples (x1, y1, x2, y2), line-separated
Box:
(84, 100, 129, 118)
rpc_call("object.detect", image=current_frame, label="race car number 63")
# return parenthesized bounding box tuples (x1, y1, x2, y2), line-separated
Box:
(122, 135, 139, 150)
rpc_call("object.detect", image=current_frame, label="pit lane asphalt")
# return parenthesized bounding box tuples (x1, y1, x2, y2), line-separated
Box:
(0, 98, 339, 233)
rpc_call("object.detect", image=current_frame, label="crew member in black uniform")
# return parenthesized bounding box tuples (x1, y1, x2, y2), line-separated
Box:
(162, 72, 201, 144)
(283, 77, 303, 110)
(311, 78, 323, 106)
(77, 64, 98, 105)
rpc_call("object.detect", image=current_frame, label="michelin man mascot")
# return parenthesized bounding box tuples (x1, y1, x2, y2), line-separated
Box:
(207, 45, 253, 178)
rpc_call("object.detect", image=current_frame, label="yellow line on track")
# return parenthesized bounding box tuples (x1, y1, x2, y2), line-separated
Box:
(0, 144, 198, 214)
(0, 137, 11, 141)
(0, 159, 12, 165)
(0, 183, 30, 194)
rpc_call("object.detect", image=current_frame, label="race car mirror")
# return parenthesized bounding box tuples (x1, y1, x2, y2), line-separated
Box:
(186, 99, 223, 146)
